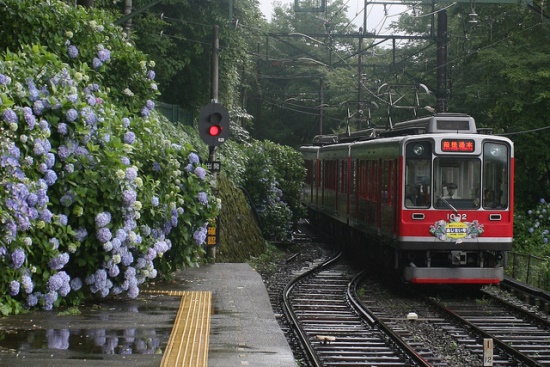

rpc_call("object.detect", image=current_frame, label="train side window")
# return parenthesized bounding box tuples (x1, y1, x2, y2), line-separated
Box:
(405, 141, 432, 208)
(483, 142, 509, 209)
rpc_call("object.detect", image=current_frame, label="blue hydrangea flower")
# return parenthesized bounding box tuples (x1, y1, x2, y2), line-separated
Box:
(33, 100, 45, 115)
(125, 167, 137, 182)
(10, 280, 20, 296)
(44, 170, 58, 186)
(151, 196, 159, 207)
(195, 167, 207, 180)
(97, 227, 112, 243)
(124, 131, 136, 144)
(193, 226, 207, 245)
(0, 73, 7, 84)
(2, 108, 18, 123)
(95, 212, 112, 228)
(197, 192, 208, 206)
(122, 189, 137, 206)
(11, 248, 25, 269)
(21, 275, 34, 294)
(147, 70, 156, 80)
(188, 152, 200, 164)
(70, 277, 82, 291)
(48, 253, 70, 270)
(98, 49, 111, 62)
(122, 117, 130, 127)
(74, 227, 88, 242)
(68, 45, 79, 58)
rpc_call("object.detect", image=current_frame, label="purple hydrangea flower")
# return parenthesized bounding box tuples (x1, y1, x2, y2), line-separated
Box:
(11, 249, 25, 269)
(152, 162, 161, 172)
(97, 227, 112, 243)
(93, 57, 102, 69)
(45, 153, 55, 168)
(10, 280, 20, 296)
(124, 131, 136, 144)
(145, 100, 155, 110)
(65, 108, 78, 122)
(140, 107, 150, 117)
(57, 214, 68, 226)
(194, 167, 207, 180)
(189, 152, 200, 164)
(70, 278, 82, 291)
(74, 227, 88, 242)
(33, 100, 45, 115)
(98, 49, 111, 62)
(147, 70, 156, 80)
(21, 275, 34, 294)
(44, 170, 58, 186)
(197, 192, 208, 206)
(2, 108, 18, 123)
(193, 226, 207, 245)
(122, 190, 137, 206)
(0, 73, 7, 84)
(151, 196, 159, 207)
(48, 253, 70, 270)
(40, 209, 53, 223)
(125, 167, 137, 182)
(122, 117, 130, 127)
(68, 45, 79, 58)
(95, 212, 112, 228)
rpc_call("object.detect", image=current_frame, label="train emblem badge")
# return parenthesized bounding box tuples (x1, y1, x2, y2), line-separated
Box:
(430, 219, 484, 242)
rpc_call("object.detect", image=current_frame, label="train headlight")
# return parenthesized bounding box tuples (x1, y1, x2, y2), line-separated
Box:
(413, 144, 425, 156)
(489, 145, 502, 156)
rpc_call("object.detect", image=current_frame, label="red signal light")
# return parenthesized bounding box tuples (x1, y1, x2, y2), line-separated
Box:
(208, 125, 222, 136)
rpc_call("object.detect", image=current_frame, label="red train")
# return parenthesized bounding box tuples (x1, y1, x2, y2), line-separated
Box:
(301, 113, 514, 284)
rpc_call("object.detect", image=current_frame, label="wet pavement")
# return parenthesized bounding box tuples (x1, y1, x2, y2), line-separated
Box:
(0, 263, 297, 367)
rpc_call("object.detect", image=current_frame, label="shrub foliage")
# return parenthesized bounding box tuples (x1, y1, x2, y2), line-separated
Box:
(0, 0, 219, 315)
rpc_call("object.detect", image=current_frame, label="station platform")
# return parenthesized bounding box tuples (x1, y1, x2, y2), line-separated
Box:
(0, 263, 297, 367)
(161, 263, 297, 367)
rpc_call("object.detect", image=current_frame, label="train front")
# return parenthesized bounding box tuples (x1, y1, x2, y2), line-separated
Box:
(399, 124, 514, 284)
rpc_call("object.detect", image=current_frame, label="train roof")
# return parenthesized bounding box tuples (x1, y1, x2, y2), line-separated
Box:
(308, 113, 492, 146)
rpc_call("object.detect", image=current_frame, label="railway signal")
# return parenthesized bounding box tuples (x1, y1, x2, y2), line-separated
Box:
(198, 102, 230, 146)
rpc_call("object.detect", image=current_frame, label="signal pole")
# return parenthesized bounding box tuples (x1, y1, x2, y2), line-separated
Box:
(208, 25, 220, 263)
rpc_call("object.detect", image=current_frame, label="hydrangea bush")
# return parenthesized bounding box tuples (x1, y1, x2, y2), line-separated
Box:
(514, 198, 550, 256)
(0, 1, 219, 315)
(241, 141, 305, 241)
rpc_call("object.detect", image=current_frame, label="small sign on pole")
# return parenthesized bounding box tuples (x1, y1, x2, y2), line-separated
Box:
(206, 217, 219, 247)
(483, 338, 493, 366)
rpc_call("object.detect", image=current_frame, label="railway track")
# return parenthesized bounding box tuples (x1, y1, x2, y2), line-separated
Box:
(426, 290, 550, 366)
(282, 252, 434, 367)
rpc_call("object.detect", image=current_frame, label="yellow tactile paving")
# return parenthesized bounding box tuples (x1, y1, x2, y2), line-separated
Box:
(160, 291, 212, 367)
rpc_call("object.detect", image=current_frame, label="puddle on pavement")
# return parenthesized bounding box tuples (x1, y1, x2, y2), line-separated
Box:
(0, 295, 177, 356)
(0, 327, 171, 355)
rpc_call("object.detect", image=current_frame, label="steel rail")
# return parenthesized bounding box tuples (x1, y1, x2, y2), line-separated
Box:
(282, 250, 343, 367)
(426, 296, 544, 367)
(347, 270, 435, 367)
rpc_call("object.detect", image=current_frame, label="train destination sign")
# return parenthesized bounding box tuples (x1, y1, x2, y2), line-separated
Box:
(441, 139, 475, 152)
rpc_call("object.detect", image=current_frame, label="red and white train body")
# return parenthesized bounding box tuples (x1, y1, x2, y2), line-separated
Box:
(301, 114, 514, 284)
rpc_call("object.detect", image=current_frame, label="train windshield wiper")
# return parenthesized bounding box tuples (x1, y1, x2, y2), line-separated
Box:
(438, 196, 459, 214)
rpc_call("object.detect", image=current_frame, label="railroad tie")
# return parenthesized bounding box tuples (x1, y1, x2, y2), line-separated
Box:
(160, 291, 212, 367)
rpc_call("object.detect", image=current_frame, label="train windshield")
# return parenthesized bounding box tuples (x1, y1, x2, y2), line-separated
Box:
(433, 158, 481, 209)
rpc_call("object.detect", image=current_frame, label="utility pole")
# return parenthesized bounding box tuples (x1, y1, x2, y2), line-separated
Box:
(319, 78, 324, 135)
(436, 10, 448, 113)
